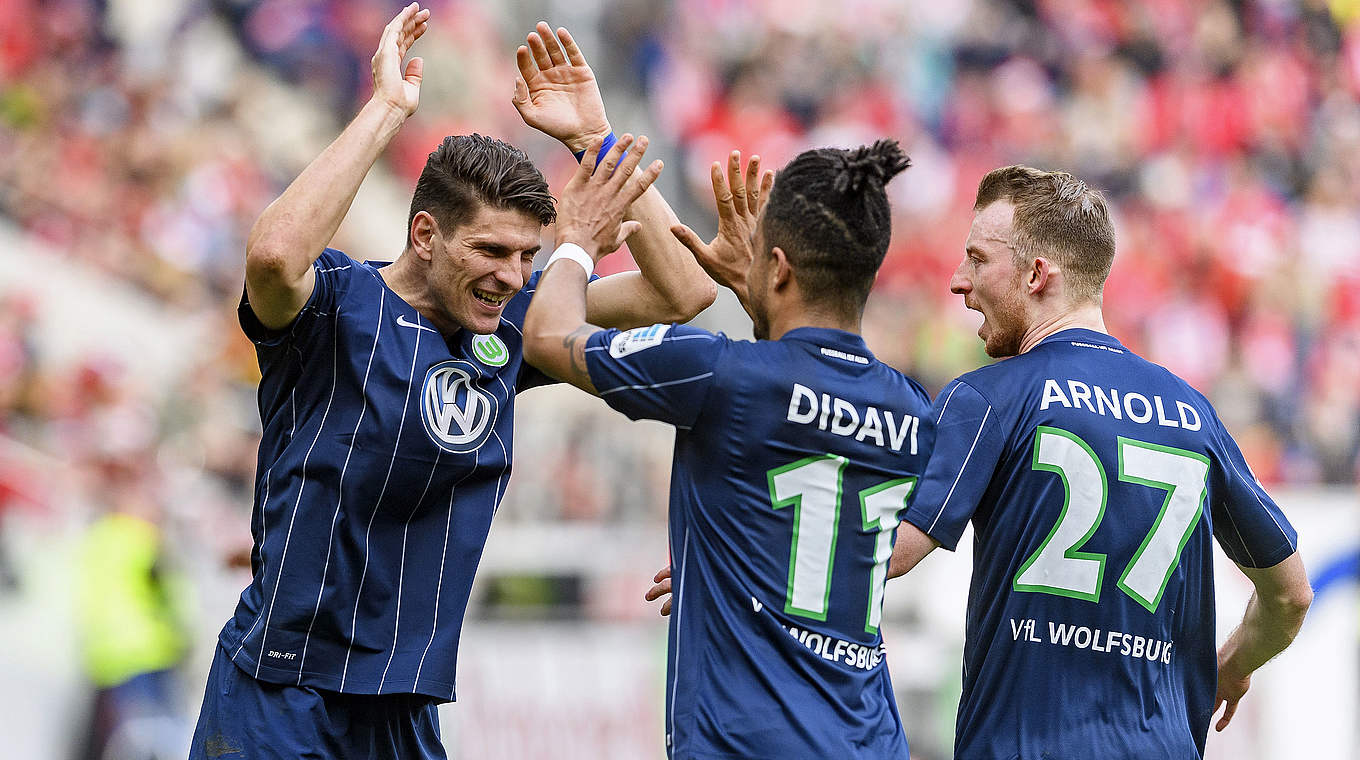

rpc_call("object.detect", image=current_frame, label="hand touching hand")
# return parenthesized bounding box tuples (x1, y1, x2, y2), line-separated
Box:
(512, 23, 612, 153)
(644, 564, 673, 617)
(371, 3, 430, 118)
(671, 151, 775, 308)
(555, 135, 663, 259)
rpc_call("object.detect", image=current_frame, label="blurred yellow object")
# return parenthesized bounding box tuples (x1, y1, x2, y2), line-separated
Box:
(1331, 0, 1360, 26)
(76, 513, 188, 688)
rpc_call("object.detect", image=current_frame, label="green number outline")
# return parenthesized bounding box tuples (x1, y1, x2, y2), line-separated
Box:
(859, 477, 917, 634)
(767, 454, 847, 621)
(1013, 426, 1109, 602)
(1115, 437, 1210, 613)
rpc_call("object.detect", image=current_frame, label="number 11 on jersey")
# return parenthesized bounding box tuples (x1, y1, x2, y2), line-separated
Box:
(768, 455, 917, 634)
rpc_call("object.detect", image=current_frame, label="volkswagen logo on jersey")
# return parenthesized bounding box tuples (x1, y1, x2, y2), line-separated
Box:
(420, 361, 498, 453)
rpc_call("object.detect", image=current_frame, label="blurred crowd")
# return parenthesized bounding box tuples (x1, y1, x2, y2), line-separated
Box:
(623, 0, 1360, 484)
(0, 0, 1356, 569)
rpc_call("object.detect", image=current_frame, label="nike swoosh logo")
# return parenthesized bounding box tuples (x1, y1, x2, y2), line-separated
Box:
(396, 314, 437, 333)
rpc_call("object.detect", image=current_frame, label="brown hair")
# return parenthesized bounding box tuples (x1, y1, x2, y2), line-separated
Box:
(973, 165, 1115, 301)
(407, 134, 556, 244)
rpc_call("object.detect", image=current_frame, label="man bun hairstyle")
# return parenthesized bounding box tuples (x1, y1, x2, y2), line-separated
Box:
(763, 140, 911, 313)
(407, 134, 556, 246)
(973, 165, 1116, 302)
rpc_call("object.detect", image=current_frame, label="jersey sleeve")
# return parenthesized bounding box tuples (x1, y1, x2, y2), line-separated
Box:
(583, 323, 723, 429)
(238, 248, 356, 350)
(1207, 413, 1298, 569)
(902, 379, 1005, 551)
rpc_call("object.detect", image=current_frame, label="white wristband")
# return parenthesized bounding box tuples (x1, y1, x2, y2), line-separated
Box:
(546, 243, 594, 278)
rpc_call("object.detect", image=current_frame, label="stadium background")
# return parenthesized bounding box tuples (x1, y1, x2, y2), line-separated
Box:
(0, 0, 1355, 757)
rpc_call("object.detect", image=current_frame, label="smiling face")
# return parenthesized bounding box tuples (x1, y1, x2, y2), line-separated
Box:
(952, 200, 1031, 358)
(426, 203, 542, 335)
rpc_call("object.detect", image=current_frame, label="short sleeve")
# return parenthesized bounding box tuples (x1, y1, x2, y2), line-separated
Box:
(584, 323, 723, 428)
(903, 380, 1005, 551)
(238, 248, 356, 348)
(1208, 413, 1298, 569)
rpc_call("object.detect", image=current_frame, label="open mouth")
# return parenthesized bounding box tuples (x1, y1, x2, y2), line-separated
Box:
(473, 288, 509, 308)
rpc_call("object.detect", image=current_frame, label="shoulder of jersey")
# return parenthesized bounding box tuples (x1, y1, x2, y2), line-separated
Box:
(898, 371, 932, 405)
(953, 356, 1013, 391)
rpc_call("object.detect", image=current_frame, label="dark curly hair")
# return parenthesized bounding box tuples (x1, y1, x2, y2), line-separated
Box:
(762, 139, 911, 314)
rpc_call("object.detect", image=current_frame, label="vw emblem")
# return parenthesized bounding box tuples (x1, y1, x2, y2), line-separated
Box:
(420, 361, 498, 453)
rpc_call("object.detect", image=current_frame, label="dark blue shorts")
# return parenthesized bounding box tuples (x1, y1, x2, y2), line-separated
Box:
(189, 645, 446, 760)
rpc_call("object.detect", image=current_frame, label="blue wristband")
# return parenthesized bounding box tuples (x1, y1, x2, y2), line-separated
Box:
(572, 132, 619, 168)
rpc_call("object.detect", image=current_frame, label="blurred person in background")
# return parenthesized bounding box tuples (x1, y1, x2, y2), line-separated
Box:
(74, 416, 190, 760)
(0, 292, 43, 592)
(525, 141, 929, 759)
(189, 4, 706, 758)
(885, 166, 1312, 759)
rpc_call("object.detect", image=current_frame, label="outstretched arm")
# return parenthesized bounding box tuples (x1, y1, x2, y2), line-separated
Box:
(245, 3, 429, 329)
(887, 522, 940, 579)
(523, 137, 664, 391)
(513, 23, 715, 328)
(1213, 551, 1312, 731)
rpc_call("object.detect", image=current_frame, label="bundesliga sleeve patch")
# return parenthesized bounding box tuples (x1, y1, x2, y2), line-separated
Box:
(609, 324, 671, 358)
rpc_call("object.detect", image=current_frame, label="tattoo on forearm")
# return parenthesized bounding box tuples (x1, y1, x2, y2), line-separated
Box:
(562, 325, 596, 388)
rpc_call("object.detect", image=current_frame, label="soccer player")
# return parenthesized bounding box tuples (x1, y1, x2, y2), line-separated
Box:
(887, 166, 1313, 758)
(523, 141, 931, 759)
(189, 5, 701, 758)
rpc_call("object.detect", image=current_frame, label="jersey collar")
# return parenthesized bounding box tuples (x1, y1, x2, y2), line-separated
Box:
(1036, 328, 1126, 351)
(780, 326, 876, 362)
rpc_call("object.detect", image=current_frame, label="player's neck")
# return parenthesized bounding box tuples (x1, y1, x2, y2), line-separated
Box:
(1017, 301, 1107, 354)
(380, 253, 461, 335)
(767, 304, 861, 341)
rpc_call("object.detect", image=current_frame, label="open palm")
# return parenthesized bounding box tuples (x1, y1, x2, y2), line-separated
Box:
(673, 151, 775, 307)
(513, 23, 611, 150)
(372, 3, 429, 117)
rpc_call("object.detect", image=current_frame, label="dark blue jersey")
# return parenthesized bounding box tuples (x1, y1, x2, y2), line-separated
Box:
(902, 329, 1298, 759)
(585, 324, 934, 760)
(221, 249, 556, 700)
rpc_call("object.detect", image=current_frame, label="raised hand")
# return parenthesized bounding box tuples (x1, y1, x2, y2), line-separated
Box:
(671, 151, 776, 308)
(371, 3, 430, 117)
(512, 23, 612, 153)
(555, 134, 664, 259)
(644, 564, 673, 617)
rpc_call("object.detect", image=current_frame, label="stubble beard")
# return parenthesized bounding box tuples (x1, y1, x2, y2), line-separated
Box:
(981, 304, 1025, 358)
(749, 281, 771, 341)
(752, 315, 770, 341)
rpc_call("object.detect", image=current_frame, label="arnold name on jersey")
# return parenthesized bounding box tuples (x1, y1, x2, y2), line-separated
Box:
(1039, 377, 1204, 430)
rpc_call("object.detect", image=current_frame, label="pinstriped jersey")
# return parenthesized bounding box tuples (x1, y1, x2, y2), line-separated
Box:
(902, 329, 1298, 759)
(221, 248, 553, 700)
(584, 324, 933, 760)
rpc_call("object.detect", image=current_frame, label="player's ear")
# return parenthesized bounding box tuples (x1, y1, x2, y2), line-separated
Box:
(411, 211, 438, 261)
(1028, 256, 1053, 295)
(770, 246, 793, 291)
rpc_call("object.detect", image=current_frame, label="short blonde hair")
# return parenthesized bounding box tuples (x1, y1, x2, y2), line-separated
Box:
(974, 165, 1115, 301)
